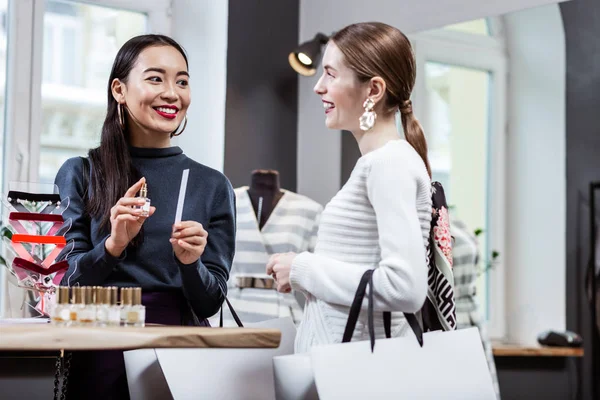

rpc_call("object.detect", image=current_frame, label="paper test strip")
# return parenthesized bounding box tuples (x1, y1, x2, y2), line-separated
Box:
(174, 169, 190, 224)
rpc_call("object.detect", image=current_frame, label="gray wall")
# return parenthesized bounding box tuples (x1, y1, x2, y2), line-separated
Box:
(340, 131, 360, 186)
(561, 0, 600, 398)
(223, 0, 299, 190)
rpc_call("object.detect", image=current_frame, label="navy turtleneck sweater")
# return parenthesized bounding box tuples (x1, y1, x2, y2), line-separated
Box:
(54, 146, 236, 319)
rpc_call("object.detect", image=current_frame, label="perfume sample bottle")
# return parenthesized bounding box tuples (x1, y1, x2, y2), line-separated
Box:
(136, 182, 151, 217)
(120, 287, 132, 326)
(95, 287, 110, 327)
(77, 286, 96, 326)
(108, 286, 121, 327)
(51, 286, 71, 326)
(70, 287, 83, 326)
(129, 287, 146, 327)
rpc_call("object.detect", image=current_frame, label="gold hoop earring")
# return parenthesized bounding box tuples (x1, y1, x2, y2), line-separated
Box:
(171, 115, 188, 137)
(360, 98, 376, 131)
(117, 103, 126, 129)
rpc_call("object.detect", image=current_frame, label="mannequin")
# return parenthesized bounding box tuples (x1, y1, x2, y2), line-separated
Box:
(247, 170, 284, 230)
(211, 170, 323, 327)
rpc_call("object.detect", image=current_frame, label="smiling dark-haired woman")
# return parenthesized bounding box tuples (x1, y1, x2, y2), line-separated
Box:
(54, 34, 235, 399)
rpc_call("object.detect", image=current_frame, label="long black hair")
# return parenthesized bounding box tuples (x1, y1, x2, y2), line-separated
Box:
(88, 34, 188, 232)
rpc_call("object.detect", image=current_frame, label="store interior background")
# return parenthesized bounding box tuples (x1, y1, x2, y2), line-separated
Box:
(0, 0, 598, 399)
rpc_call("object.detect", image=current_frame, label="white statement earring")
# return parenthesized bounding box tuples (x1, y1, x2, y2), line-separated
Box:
(359, 98, 376, 131)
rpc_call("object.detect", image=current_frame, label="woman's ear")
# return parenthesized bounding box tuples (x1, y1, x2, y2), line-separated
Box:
(367, 76, 386, 106)
(111, 78, 126, 104)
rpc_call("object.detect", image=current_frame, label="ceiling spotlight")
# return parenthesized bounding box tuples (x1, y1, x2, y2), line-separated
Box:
(288, 33, 329, 76)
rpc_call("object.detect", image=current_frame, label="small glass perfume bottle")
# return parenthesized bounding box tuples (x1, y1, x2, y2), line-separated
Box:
(120, 288, 132, 326)
(77, 286, 96, 326)
(51, 286, 71, 326)
(108, 287, 121, 327)
(128, 287, 146, 327)
(70, 287, 83, 326)
(95, 287, 110, 327)
(136, 182, 151, 217)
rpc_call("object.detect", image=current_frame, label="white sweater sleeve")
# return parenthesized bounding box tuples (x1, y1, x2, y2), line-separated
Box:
(290, 151, 428, 313)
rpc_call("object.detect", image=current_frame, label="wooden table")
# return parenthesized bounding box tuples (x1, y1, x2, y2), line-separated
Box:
(0, 323, 283, 400)
(492, 341, 584, 400)
(0, 324, 281, 351)
(492, 341, 584, 357)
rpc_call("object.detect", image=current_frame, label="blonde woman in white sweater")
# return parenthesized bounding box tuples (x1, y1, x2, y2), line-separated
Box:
(267, 22, 432, 353)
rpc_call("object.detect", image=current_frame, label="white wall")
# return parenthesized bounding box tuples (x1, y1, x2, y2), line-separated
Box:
(504, 5, 566, 344)
(170, 0, 228, 172)
(297, 0, 571, 205)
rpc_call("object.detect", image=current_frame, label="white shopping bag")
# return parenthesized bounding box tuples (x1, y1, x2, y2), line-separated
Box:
(274, 269, 496, 400)
(155, 316, 295, 400)
(312, 327, 495, 400)
(124, 348, 173, 400)
(125, 297, 296, 400)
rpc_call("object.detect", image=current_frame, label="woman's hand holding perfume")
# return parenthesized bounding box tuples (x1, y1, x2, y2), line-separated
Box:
(105, 177, 156, 257)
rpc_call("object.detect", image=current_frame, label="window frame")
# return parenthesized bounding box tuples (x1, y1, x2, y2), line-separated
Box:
(410, 21, 508, 339)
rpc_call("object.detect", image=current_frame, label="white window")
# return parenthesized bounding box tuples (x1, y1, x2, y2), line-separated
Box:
(2, 0, 171, 188)
(39, 1, 150, 183)
(411, 18, 508, 339)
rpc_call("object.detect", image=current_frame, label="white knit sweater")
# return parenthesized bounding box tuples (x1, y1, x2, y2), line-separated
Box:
(290, 140, 432, 353)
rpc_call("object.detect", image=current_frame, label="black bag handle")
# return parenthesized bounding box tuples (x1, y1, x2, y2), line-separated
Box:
(219, 297, 244, 328)
(342, 269, 424, 352)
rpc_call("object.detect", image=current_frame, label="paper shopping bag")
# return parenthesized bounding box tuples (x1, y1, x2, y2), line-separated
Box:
(153, 316, 296, 400)
(311, 269, 495, 399)
(311, 327, 495, 399)
(125, 296, 296, 400)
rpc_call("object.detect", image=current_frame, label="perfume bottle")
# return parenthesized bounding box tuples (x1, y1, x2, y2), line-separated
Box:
(91, 285, 100, 318)
(129, 287, 146, 327)
(77, 286, 96, 326)
(51, 286, 71, 326)
(95, 287, 110, 327)
(108, 286, 121, 327)
(136, 182, 151, 217)
(70, 287, 83, 326)
(120, 287, 132, 326)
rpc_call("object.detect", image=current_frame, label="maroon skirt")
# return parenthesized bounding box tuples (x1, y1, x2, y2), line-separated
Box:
(65, 291, 210, 400)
